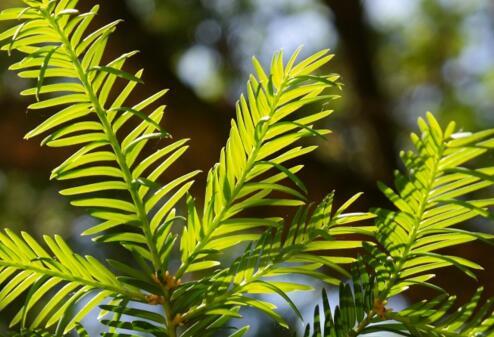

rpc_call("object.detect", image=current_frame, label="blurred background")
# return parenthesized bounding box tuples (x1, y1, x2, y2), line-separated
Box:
(1, 0, 494, 336)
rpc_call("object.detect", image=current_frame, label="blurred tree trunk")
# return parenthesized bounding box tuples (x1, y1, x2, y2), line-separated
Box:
(325, 0, 397, 181)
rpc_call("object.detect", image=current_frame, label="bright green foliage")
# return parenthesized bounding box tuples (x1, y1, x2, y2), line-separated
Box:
(0, 0, 373, 336)
(0, 230, 144, 334)
(302, 261, 377, 337)
(11, 323, 89, 337)
(304, 114, 494, 337)
(0, 1, 493, 337)
(172, 193, 374, 331)
(387, 288, 494, 337)
(311, 282, 494, 337)
(0, 0, 200, 275)
(375, 112, 494, 297)
(177, 48, 343, 277)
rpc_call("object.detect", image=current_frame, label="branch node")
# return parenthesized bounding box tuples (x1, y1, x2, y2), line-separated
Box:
(146, 294, 164, 305)
(172, 313, 184, 326)
(373, 298, 388, 319)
